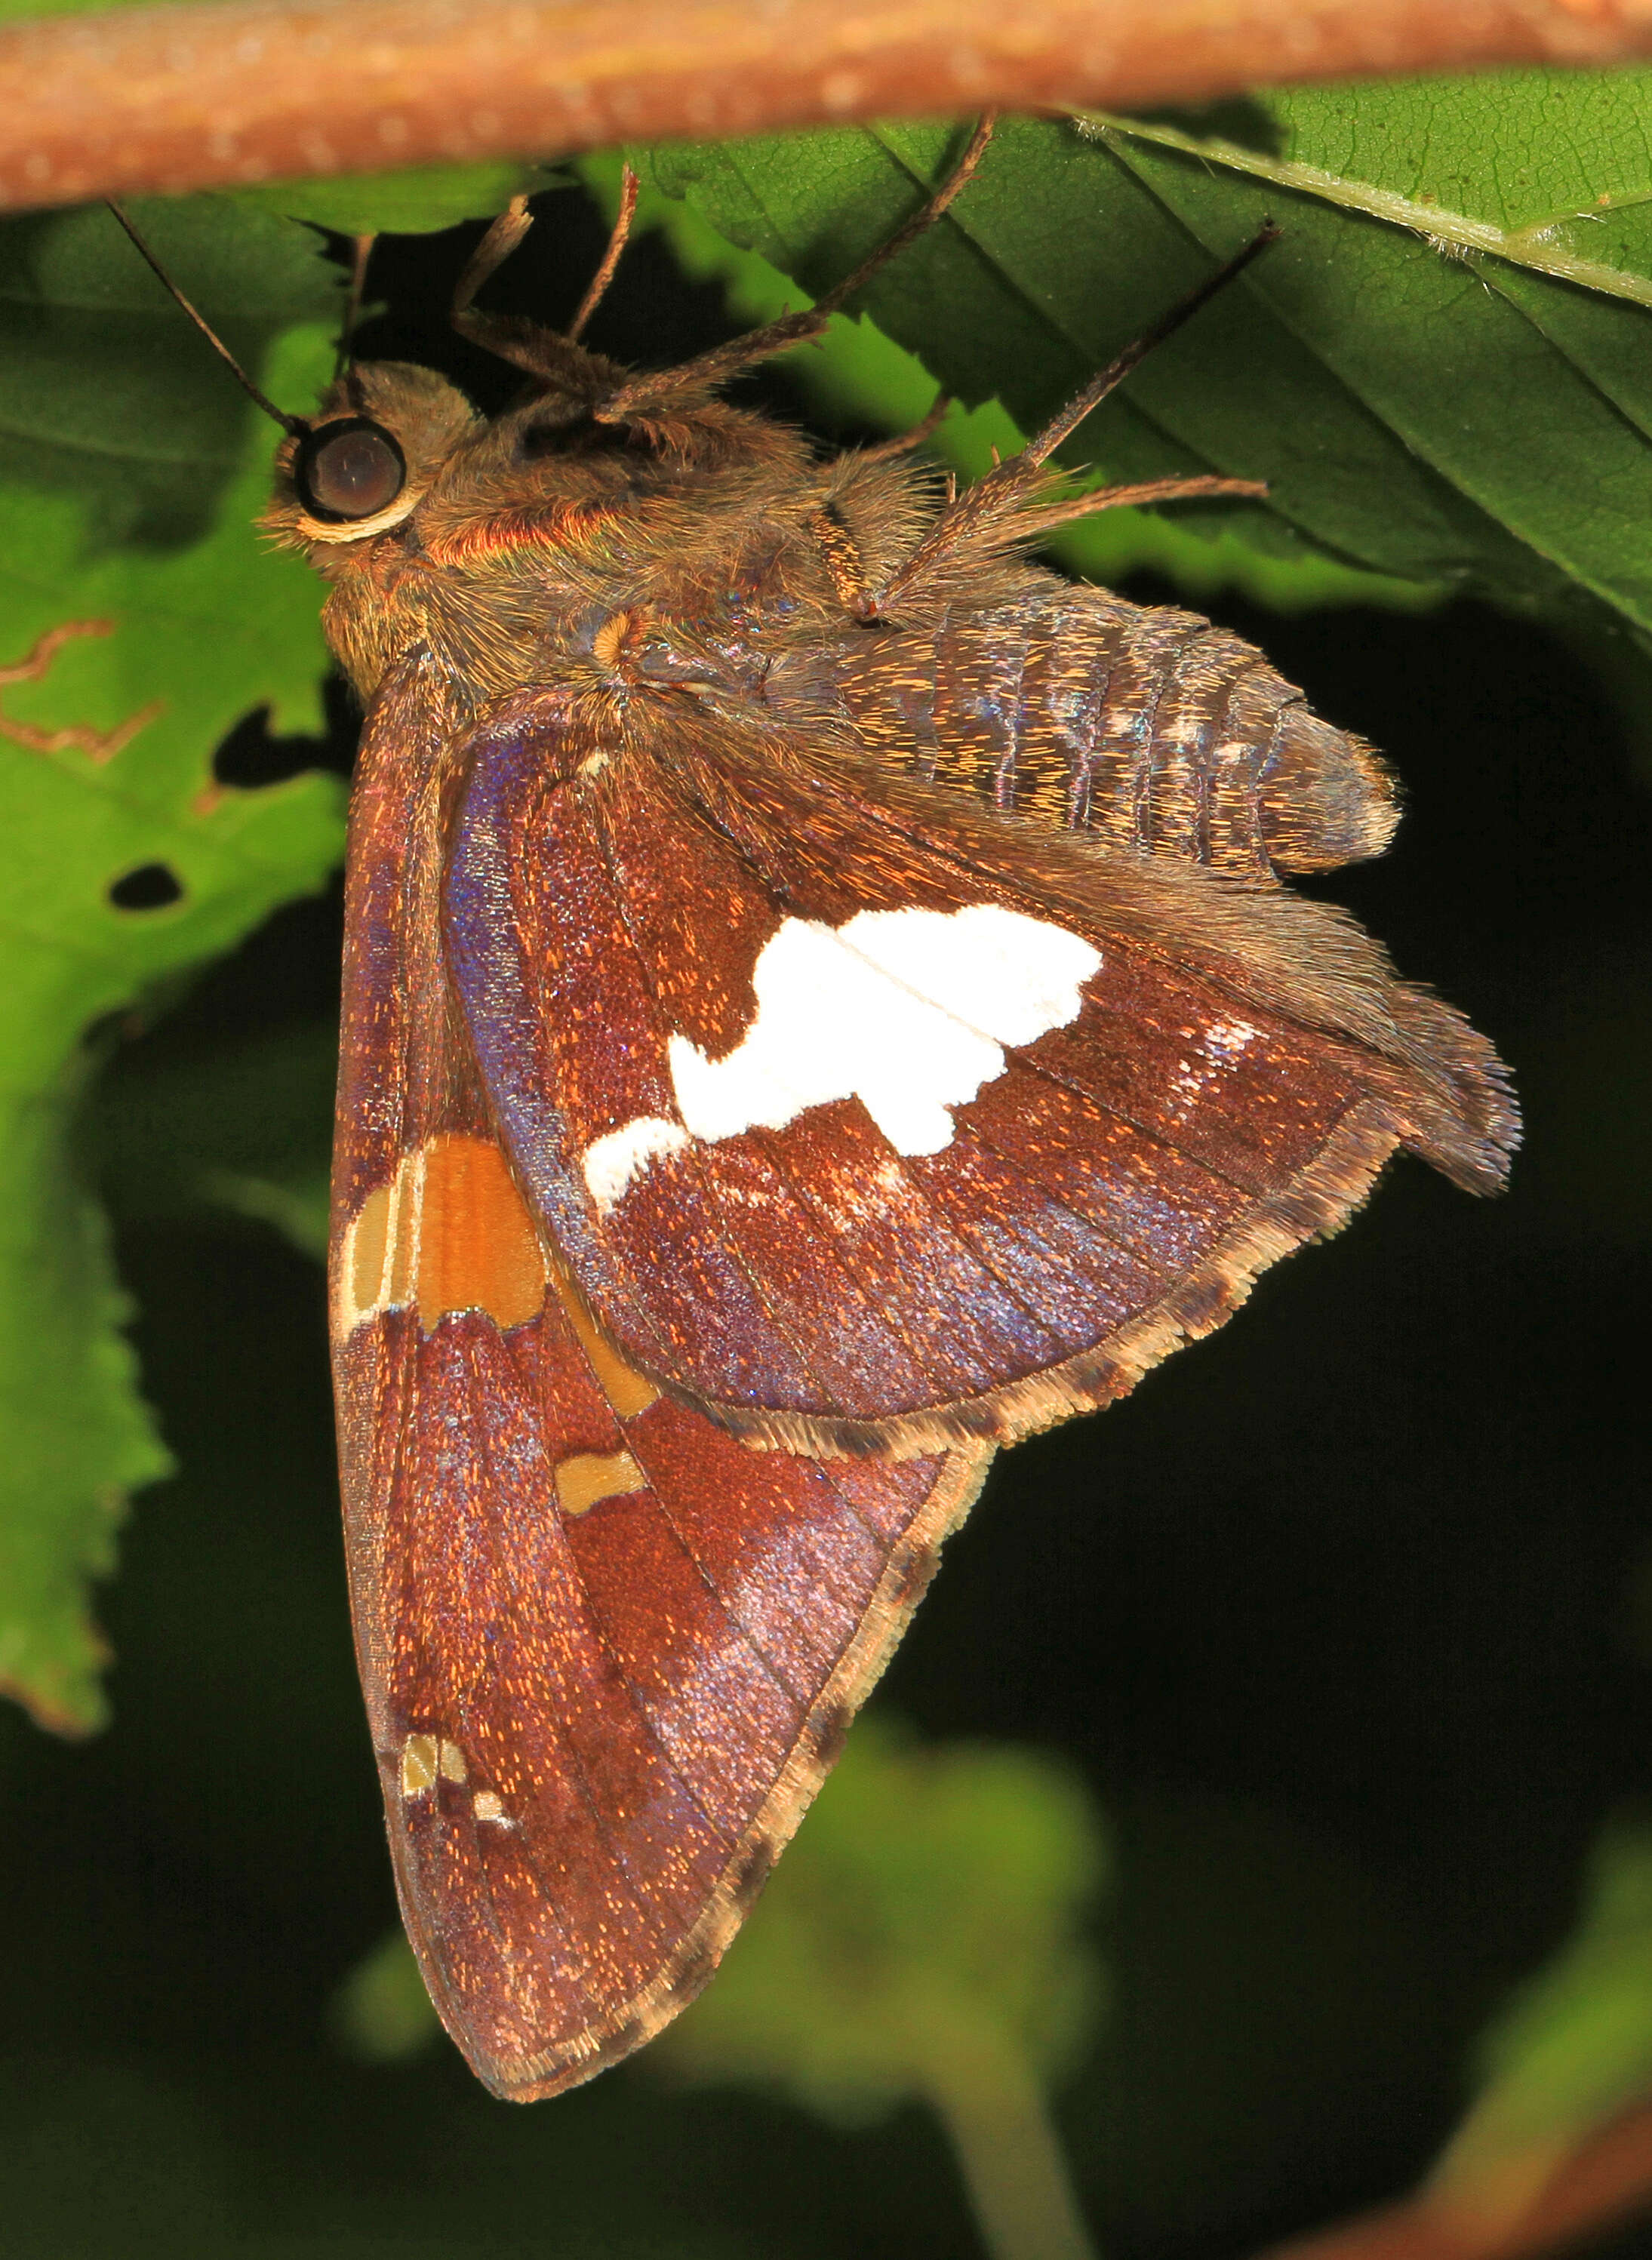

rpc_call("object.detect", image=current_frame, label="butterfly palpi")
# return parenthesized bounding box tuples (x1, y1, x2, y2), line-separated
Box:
(176, 127, 1516, 2099)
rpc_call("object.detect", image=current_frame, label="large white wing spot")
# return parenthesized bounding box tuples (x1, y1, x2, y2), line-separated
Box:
(580, 903, 1101, 1213)
(580, 1116, 692, 1212)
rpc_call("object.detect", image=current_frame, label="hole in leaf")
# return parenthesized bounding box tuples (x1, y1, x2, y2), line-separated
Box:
(109, 862, 184, 912)
(213, 678, 358, 788)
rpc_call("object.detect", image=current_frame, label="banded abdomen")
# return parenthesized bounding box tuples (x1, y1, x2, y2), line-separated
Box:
(789, 579, 1400, 881)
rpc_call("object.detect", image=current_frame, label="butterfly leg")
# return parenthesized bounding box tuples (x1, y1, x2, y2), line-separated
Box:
(855, 390, 953, 464)
(565, 165, 641, 343)
(598, 117, 998, 420)
(866, 225, 1280, 617)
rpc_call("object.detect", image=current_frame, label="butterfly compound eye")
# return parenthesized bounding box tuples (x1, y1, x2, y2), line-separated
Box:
(294, 419, 408, 522)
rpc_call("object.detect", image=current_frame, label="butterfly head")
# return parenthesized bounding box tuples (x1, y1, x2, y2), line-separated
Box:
(258, 180, 896, 700)
(262, 361, 479, 549)
(259, 319, 821, 705)
(263, 343, 807, 559)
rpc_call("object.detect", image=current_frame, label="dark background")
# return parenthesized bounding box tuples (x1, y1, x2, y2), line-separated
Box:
(0, 192, 1647, 2258)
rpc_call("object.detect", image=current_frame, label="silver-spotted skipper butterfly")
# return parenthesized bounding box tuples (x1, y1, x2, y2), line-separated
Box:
(118, 122, 1516, 2101)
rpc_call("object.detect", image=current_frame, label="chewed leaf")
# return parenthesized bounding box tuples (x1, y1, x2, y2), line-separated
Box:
(0, 277, 346, 1733)
(633, 86, 1652, 637)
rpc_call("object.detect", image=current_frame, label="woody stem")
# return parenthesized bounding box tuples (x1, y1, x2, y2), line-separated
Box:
(5, 0, 1652, 214)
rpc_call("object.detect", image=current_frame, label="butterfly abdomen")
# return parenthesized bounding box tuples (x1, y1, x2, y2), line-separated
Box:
(812, 577, 1400, 881)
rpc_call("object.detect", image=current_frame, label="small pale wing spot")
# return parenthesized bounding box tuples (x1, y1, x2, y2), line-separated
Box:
(583, 1116, 691, 1213)
(556, 1447, 648, 1517)
(547, 1262, 660, 1416)
(401, 1733, 439, 1797)
(1165, 1016, 1265, 1118)
(438, 1739, 468, 1784)
(345, 1182, 391, 1323)
(473, 1791, 510, 1825)
(334, 1160, 417, 1343)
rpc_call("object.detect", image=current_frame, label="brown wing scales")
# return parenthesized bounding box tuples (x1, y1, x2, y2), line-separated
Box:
(340, 1295, 989, 2099)
(288, 153, 1519, 2112)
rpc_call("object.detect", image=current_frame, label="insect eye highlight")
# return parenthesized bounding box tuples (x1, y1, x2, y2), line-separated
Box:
(295, 419, 408, 522)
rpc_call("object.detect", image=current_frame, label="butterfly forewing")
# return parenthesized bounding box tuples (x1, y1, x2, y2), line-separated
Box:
(332, 659, 988, 2097)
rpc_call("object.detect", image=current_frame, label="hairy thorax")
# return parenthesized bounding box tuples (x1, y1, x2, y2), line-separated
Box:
(266, 358, 1399, 884)
(267, 359, 940, 726)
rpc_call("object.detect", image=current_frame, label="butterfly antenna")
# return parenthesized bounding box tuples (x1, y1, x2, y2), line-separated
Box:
(452, 195, 535, 322)
(105, 200, 306, 438)
(566, 166, 639, 344)
(1023, 221, 1281, 468)
(451, 192, 629, 393)
(334, 232, 376, 391)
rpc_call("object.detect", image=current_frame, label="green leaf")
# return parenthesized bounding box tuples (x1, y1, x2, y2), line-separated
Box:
(0, 198, 346, 1733)
(329, 1926, 442, 2066)
(632, 81, 1652, 634)
(230, 162, 570, 238)
(1428, 1821, 1652, 2235)
(0, 195, 338, 543)
(604, 155, 1411, 617)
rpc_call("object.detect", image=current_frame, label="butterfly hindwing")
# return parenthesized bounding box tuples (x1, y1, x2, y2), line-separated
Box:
(441, 691, 1515, 1453)
(331, 659, 990, 2098)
